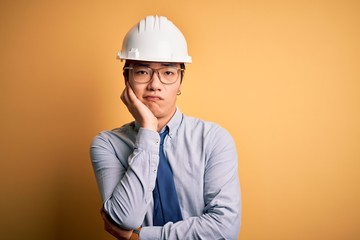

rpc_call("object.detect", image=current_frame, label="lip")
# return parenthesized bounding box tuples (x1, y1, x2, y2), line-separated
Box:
(144, 95, 163, 101)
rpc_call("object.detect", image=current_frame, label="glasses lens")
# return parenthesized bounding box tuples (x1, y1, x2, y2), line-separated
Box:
(159, 67, 180, 84)
(132, 66, 152, 83)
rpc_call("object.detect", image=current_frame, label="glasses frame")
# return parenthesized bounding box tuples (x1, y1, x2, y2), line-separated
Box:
(123, 66, 184, 85)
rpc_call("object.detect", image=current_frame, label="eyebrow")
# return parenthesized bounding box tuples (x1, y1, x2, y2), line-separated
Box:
(133, 63, 150, 67)
(160, 63, 177, 67)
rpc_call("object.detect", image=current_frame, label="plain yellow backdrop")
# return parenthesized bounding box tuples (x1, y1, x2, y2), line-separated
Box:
(1, 0, 359, 239)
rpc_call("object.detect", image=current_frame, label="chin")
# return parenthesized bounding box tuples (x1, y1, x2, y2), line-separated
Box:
(146, 104, 163, 117)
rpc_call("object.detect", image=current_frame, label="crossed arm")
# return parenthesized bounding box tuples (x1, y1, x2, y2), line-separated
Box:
(92, 126, 241, 239)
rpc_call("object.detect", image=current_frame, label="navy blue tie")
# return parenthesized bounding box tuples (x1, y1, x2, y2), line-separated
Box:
(153, 127, 182, 226)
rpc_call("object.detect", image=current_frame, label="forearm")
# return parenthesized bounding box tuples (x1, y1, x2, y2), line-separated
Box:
(139, 208, 241, 240)
(141, 172, 241, 239)
(104, 128, 160, 228)
(91, 128, 160, 229)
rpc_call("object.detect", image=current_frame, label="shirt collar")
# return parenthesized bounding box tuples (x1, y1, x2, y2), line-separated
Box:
(164, 107, 182, 138)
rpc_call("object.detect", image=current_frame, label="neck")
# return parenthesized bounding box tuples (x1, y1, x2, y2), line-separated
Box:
(156, 108, 176, 132)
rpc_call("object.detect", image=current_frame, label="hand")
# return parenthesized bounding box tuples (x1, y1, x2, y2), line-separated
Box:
(121, 82, 158, 132)
(100, 208, 134, 240)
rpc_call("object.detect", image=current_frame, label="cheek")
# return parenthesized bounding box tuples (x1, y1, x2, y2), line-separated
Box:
(129, 84, 144, 98)
(172, 83, 182, 93)
(168, 88, 180, 102)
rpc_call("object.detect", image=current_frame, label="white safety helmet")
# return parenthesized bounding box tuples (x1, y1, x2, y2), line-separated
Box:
(118, 15, 192, 63)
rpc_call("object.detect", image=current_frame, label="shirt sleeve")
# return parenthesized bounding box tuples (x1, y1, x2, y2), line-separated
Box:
(90, 127, 160, 230)
(139, 126, 242, 239)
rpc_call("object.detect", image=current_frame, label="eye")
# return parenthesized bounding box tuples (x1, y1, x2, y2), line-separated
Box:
(133, 67, 151, 76)
(163, 68, 176, 76)
(135, 70, 149, 75)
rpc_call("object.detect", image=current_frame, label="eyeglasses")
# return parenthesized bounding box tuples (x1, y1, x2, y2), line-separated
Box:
(124, 66, 184, 85)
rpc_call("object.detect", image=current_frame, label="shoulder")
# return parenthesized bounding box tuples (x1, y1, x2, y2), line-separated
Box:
(182, 114, 232, 137)
(178, 114, 235, 149)
(91, 122, 137, 148)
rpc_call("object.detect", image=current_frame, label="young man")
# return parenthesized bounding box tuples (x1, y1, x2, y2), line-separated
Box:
(90, 15, 241, 240)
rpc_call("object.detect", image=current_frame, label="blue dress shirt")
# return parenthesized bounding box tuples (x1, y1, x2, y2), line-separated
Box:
(90, 108, 241, 239)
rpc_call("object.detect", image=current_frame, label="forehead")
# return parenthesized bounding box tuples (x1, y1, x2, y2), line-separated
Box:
(127, 61, 180, 68)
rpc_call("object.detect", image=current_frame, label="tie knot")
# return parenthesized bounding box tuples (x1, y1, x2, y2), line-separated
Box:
(159, 127, 169, 145)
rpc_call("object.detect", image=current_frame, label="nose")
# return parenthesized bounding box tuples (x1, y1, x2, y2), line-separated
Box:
(147, 70, 162, 91)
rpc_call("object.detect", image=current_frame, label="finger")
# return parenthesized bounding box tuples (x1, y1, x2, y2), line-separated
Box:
(100, 207, 105, 217)
(100, 208, 112, 232)
(100, 207, 110, 222)
(126, 82, 138, 104)
(121, 84, 133, 108)
(120, 87, 128, 105)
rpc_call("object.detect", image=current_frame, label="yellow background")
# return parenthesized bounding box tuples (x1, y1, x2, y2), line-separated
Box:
(1, 0, 359, 239)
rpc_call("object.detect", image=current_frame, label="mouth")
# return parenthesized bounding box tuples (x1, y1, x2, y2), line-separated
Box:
(144, 95, 163, 101)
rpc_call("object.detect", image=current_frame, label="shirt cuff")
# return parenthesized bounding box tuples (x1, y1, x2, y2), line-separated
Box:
(135, 128, 160, 154)
(139, 226, 162, 240)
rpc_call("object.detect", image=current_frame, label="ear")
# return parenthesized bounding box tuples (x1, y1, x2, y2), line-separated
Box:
(177, 85, 182, 96)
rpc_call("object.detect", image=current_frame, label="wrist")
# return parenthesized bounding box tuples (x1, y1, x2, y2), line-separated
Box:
(141, 121, 158, 132)
(129, 227, 141, 240)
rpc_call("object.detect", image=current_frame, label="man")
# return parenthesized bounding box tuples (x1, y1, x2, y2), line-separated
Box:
(90, 15, 241, 240)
